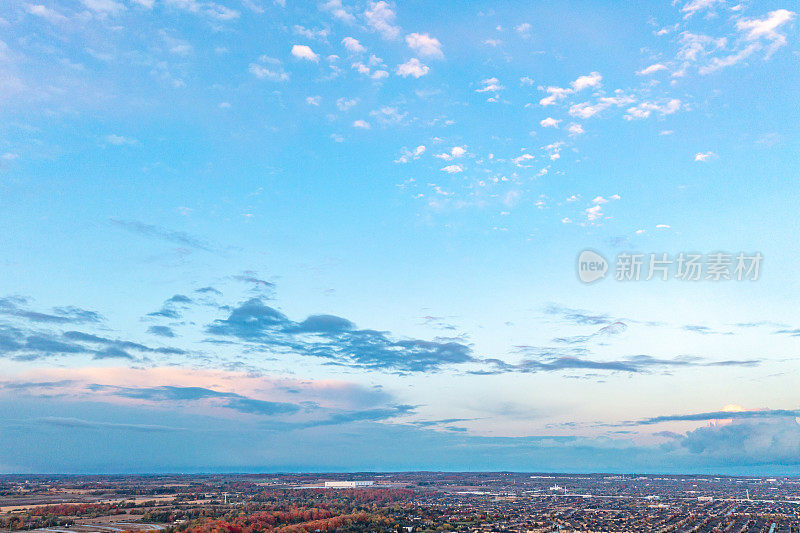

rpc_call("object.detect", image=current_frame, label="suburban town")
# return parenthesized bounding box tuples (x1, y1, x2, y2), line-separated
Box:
(2, 473, 799, 533)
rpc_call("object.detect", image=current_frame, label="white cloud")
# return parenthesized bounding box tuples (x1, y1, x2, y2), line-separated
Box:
(582, 194, 619, 222)
(678, 32, 727, 63)
(624, 98, 681, 120)
(341, 37, 365, 53)
(699, 43, 759, 74)
(396, 58, 429, 78)
(25, 4, 68, 23)
(515, 22, 531, 34)
(537, 72, 601, 107)
(567, 123, 584, 136)
(104, 134, 137, 146)
(542, 141, 565, 161)
(590, 195, 619, 207)
(369, 106, 407, 125)
(440, 164, 463, 173)
(434, 146, 466, 161)
(352, 61, 389, 80)
(293, 25, 328, 40)
(160, 30, 193, 56)
(306, 96, 321, 106)
(585, 204, 603, 221)
(656, 224, 671, 229)
(291, 44, 319, 62)
(365, 1, 401, 40)
(394, 145, 426, 163)
(539, 86, 571, 106)
(512, 153, 535, 167)
(336, 97, 358, 111)
(682, 0, 724, 18)
(352, 119, 371, 129)
(249, 60, 289, 82)
(321, 0, 355, 23)
(540, 117, 560, 128)
(694, 151, 716, 162)
(161, 0, 239, 20)
(736, 9, 796, 57)
(405, 33, 443, 58)
(169, 43, 192, 55)
(520, 76, 534, 86)
(570, 71, 602, 91)
(569, 93, 635, 119)
(82, 0, 125, 14)
(476, 77, 503, 99)
(637, 63, 668, 75)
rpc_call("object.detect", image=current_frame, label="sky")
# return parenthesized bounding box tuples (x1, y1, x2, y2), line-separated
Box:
(1, 0, 800, 474)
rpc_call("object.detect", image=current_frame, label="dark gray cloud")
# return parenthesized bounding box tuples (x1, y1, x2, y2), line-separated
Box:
(0, 297, 103, 324)
(147, 307, 181, 319)
(670, 418, 800, 467)
(93, 346, 134, 360)
(287, 314, 356, 334)
(195, 286, 223, 296)
(34, 417, 186, 433)
(206, 298, 476, 373)
(0, 322, 187, 361)
(231, 272, 276, 297)
(553, 321, 628, 344)
(77, 383, 411, 428)
(477, 353, 758, 375)
(146, 294, 195, 320)
(295, 404, 414, 428)
(63, 330, 187, 356)
(94, 384, 302, 417)
(147, 325, 176, 337)
(0, 380, 76, 391)
(419, 315, 458, 331)
(774, 328, 800, 337)
(627, 408, 800, 426)
(110, 219, 212, 252)
(734, 320, 789, 329)
(24, 334, 85, 354)
(682, 324, 733, 335)
(544, 304, 613, 325)
(51, 306, 104, 323)
(2, 391, 798, 474)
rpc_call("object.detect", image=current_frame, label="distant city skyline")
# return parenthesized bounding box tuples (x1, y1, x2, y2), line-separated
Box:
(1, 0, 799, 474)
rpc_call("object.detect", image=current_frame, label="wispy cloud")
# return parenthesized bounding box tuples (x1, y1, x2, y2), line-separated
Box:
(110, 219, 213, 252)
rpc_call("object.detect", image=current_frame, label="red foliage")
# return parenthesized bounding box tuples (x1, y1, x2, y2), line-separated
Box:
(186, 509, 386, 533)
(29, 503, 120, 517)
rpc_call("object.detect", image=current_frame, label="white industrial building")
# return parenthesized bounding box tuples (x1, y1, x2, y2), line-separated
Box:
(323, 480, 374, 488)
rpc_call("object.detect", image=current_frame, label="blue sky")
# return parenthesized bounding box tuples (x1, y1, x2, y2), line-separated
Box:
(1, 0, 800, 474)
